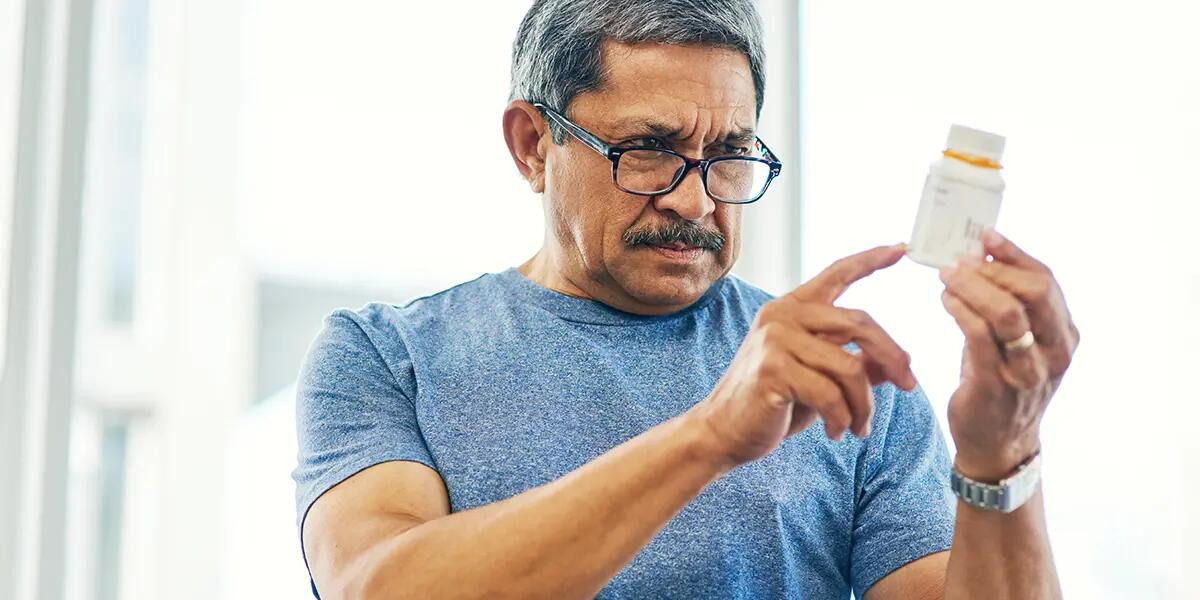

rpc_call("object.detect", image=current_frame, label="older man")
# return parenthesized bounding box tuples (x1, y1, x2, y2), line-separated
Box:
(293, 1, 1077, 598)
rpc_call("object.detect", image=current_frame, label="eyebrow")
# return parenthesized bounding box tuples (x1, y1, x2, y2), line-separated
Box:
(607, 117, 756, 145)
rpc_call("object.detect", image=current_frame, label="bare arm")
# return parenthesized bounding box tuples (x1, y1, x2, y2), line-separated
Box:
(866, 485, 1059, 600)
(943, 481, 1060, 598)
(304, 412, 729, 599)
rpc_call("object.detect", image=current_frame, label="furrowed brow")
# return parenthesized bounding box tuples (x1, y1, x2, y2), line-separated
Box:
(608, 117, 683, 140)
(722, 128, 757, 144)
(607, 117, 757, 145)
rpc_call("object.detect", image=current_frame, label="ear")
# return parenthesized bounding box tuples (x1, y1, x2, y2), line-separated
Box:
(503, 100, 549, 193)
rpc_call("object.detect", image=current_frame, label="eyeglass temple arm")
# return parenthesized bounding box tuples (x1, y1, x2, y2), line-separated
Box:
(532, 103, 610, 156)
(756, 137, 782, 167)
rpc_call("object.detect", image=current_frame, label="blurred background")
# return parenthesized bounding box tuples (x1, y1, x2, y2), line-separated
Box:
(1, 0, 1197, 598)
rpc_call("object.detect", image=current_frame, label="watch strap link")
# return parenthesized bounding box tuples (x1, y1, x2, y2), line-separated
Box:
(950, 451, 1042, 513)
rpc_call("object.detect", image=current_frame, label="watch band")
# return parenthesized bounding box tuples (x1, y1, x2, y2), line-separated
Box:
(950, 451, 1042, 513)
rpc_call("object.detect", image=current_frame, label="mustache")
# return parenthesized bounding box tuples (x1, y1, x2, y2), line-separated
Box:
(622, 220, 725, 252)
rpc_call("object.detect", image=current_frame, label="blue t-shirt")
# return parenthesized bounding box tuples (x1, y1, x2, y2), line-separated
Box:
(293, 268, 956, 599)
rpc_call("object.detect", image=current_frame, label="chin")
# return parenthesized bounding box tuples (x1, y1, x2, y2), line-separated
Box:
(612, 259, 721, 308)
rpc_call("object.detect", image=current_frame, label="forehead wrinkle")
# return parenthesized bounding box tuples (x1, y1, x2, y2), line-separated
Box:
(602, 111, 756, 144)
(578, 43, 758, 145)
(607, 116, 682, 140)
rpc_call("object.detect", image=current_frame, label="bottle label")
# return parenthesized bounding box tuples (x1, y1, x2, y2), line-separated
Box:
(908, 173, 1003, 268)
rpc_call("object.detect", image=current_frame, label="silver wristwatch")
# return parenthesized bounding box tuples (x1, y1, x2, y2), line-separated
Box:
(950, 451, 1042, 513)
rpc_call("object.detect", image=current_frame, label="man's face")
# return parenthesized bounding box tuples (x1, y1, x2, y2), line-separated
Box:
(542, 41, 757, 312)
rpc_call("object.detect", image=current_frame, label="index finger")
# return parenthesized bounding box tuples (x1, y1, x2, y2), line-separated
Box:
(792, 243, 907, 304)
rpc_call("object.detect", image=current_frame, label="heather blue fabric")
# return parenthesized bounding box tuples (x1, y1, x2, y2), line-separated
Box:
(292, 267, 956, 599)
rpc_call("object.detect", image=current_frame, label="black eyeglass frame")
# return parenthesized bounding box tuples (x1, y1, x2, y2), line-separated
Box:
(532, 102, 783, 205)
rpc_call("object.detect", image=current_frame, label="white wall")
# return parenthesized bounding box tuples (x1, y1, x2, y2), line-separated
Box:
(801, 1, 1199, 596)
(237, 1, 542, 292)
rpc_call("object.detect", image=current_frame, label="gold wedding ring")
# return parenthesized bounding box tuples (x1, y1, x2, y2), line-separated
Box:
(1002, 330, 1036, 353)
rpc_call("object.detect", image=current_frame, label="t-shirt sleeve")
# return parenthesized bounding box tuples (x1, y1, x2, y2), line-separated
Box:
(291, 308, 437, 531)
(850, 382, 957, 598)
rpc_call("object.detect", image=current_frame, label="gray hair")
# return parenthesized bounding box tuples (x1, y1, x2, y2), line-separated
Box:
(509, 0, 767, 144)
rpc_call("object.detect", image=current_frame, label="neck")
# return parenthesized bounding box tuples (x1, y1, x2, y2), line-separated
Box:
(517, 249, 593, 301)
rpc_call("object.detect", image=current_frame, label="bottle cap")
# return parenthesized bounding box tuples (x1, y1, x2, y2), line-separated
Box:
(946, 124, 1005, 162)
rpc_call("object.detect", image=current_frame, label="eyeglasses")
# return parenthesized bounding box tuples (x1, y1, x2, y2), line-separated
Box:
(533, 103, 782, 205)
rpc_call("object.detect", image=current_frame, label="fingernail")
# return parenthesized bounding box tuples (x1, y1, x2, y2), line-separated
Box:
(856, 422, 871, 438)
(983, 229, 1002, 245)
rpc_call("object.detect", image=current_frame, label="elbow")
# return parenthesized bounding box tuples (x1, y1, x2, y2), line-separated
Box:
(316, 537, 425, 600)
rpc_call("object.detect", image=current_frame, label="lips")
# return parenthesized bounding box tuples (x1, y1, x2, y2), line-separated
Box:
(645, 243, 704, 262)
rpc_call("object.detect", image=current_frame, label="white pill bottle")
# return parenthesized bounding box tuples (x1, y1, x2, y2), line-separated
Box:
(907, 124, 1006, 268)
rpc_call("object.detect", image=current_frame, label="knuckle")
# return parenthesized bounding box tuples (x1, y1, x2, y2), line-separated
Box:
(827, 416, 850, 433)
(837, 353, 867, 380)
(808, 377, 841, 408)
(1007, 355, 1048, 390)
(964, 319, 990, 340)
(845, 308, 874, 329)
(752, 306, 775, 328)
(756, 320, 778, 339)
(997, 302, 1026, 331)
(756, 353, 783, 380)
(758, 322, 790, 350)
(819, 395, 844, 418)
(829, 256, 853, 274)
(1031, 276, 1053, 301)
(753, 318, 777, 338)
(1051, 345, 1074, 372)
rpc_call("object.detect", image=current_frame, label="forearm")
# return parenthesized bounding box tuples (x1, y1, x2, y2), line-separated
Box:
(355, 411, 727, 599)
(943, 481, 1061, 599)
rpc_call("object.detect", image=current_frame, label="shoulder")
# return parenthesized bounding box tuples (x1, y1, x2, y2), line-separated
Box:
(303, 272, 505, 380)
(386, 271, 509, 332)
(328, 271, 503, 339)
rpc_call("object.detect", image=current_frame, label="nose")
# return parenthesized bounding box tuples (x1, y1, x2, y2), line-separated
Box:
(651, 167, 715, 222)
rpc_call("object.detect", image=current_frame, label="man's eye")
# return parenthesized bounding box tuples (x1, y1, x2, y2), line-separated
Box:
(724, 144, 752, 155)
(625, 137, 667, 149)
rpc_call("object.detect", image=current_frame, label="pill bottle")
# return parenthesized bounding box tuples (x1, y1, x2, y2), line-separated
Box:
(907, 124, 1006, 268)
